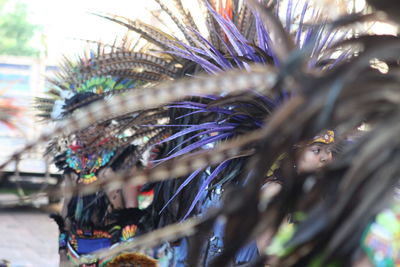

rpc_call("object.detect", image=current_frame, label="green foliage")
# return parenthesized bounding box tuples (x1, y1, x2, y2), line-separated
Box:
(266, 222, 295, 257)
(309, 255, 341, 267)
(0, 0, 42, 57)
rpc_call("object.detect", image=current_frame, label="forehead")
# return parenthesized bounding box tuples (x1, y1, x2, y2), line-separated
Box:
(310, 142, 326, 146)
(307, 142, 332, 150)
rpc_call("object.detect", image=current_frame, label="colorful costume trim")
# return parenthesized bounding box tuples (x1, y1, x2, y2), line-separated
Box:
(121, 224, 138, 241)
(66, 147, 115, 184)
(66, 240, 157, 267)
(59, 232, 68, 250)
(64, 223, 142, 266)
(311, 130, 335, 145)
(361, 204, 400, 267)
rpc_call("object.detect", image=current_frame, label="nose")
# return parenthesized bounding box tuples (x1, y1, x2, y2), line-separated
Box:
(320, 151, 332, 163)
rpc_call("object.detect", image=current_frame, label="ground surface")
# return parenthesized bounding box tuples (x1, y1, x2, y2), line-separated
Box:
(0, 195, 59, 267)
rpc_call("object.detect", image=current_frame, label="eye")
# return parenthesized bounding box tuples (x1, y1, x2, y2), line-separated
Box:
(311, 148, 320, 155)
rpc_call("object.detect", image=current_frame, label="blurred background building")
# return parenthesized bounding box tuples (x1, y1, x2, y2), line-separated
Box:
(0, 0, 161, 206)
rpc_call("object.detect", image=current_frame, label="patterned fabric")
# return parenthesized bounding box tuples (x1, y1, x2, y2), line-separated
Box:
(121, 224, 138, 241)
(59, 232, 68, 250)
(67, 238, 156, 267)
(311, 130, 335, 145)
(61, 222, 143, 266)
(66, 147, 115, 184)
(362, 203, 400, 267)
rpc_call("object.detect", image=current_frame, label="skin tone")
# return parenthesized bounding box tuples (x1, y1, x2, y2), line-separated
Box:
(256, 141, 333, 256)
(259, 141, 375, 267)
(59, 168, 140, 265)
(98, 167, 139, 211)
(296, 142, 333, 173)
(68, 122, 140, 213)
(58, 125, 140, 264)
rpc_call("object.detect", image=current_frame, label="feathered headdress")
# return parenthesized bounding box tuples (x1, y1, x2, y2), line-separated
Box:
(19, 1, 399, 266)
(35, 38, 182, 171)
(121, 0, 351, 222)
(35, 38, 180, 228)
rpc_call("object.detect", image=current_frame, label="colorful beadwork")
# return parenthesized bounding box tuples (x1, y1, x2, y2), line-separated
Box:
(81, 173, 98, 184)
(362, 203, 400, 267)
(121, 224, 138, 241)
(66, 147, 115, 184)
(75, 228, 112, 239)
(311, 130, 335, 145)
(59, 232, 67, 249)
(69, 234, 78, 250)
(92, 229, 112, 239)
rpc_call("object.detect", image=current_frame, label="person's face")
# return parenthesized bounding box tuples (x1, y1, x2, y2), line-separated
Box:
(296, 142, 333, 173)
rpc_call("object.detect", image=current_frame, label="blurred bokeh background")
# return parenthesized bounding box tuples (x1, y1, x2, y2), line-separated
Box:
(0, 1, 159, 266)
(0, 0, 397, 266)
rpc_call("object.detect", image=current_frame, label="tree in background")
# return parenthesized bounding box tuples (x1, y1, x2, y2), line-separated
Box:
(0, 0, 42, 57)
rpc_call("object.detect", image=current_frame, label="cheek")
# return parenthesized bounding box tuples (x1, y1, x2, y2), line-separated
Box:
(297, 152, 321, 172)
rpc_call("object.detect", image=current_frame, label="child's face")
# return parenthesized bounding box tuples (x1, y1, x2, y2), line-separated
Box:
(296, 142, 333, 173)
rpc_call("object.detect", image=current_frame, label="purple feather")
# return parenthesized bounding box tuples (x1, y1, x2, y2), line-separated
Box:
(159, 168, 203, 214)
(166, 50, 223, 74)
(155, 132, 231, 163)
(190, 29, 233, 70)
(286, 0, 294, 33)
(215, 32, 245, 69)
(183, 160, 230, 219)
(175, 110, 209, 120)
(295, 1, 309, 46)
(170, 101, 207, 107)
(166, 126, 236, 156)
(158, 122, 233, 145)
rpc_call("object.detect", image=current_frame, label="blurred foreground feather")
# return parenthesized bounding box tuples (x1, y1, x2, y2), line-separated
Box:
(1, 0, 400, 266)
